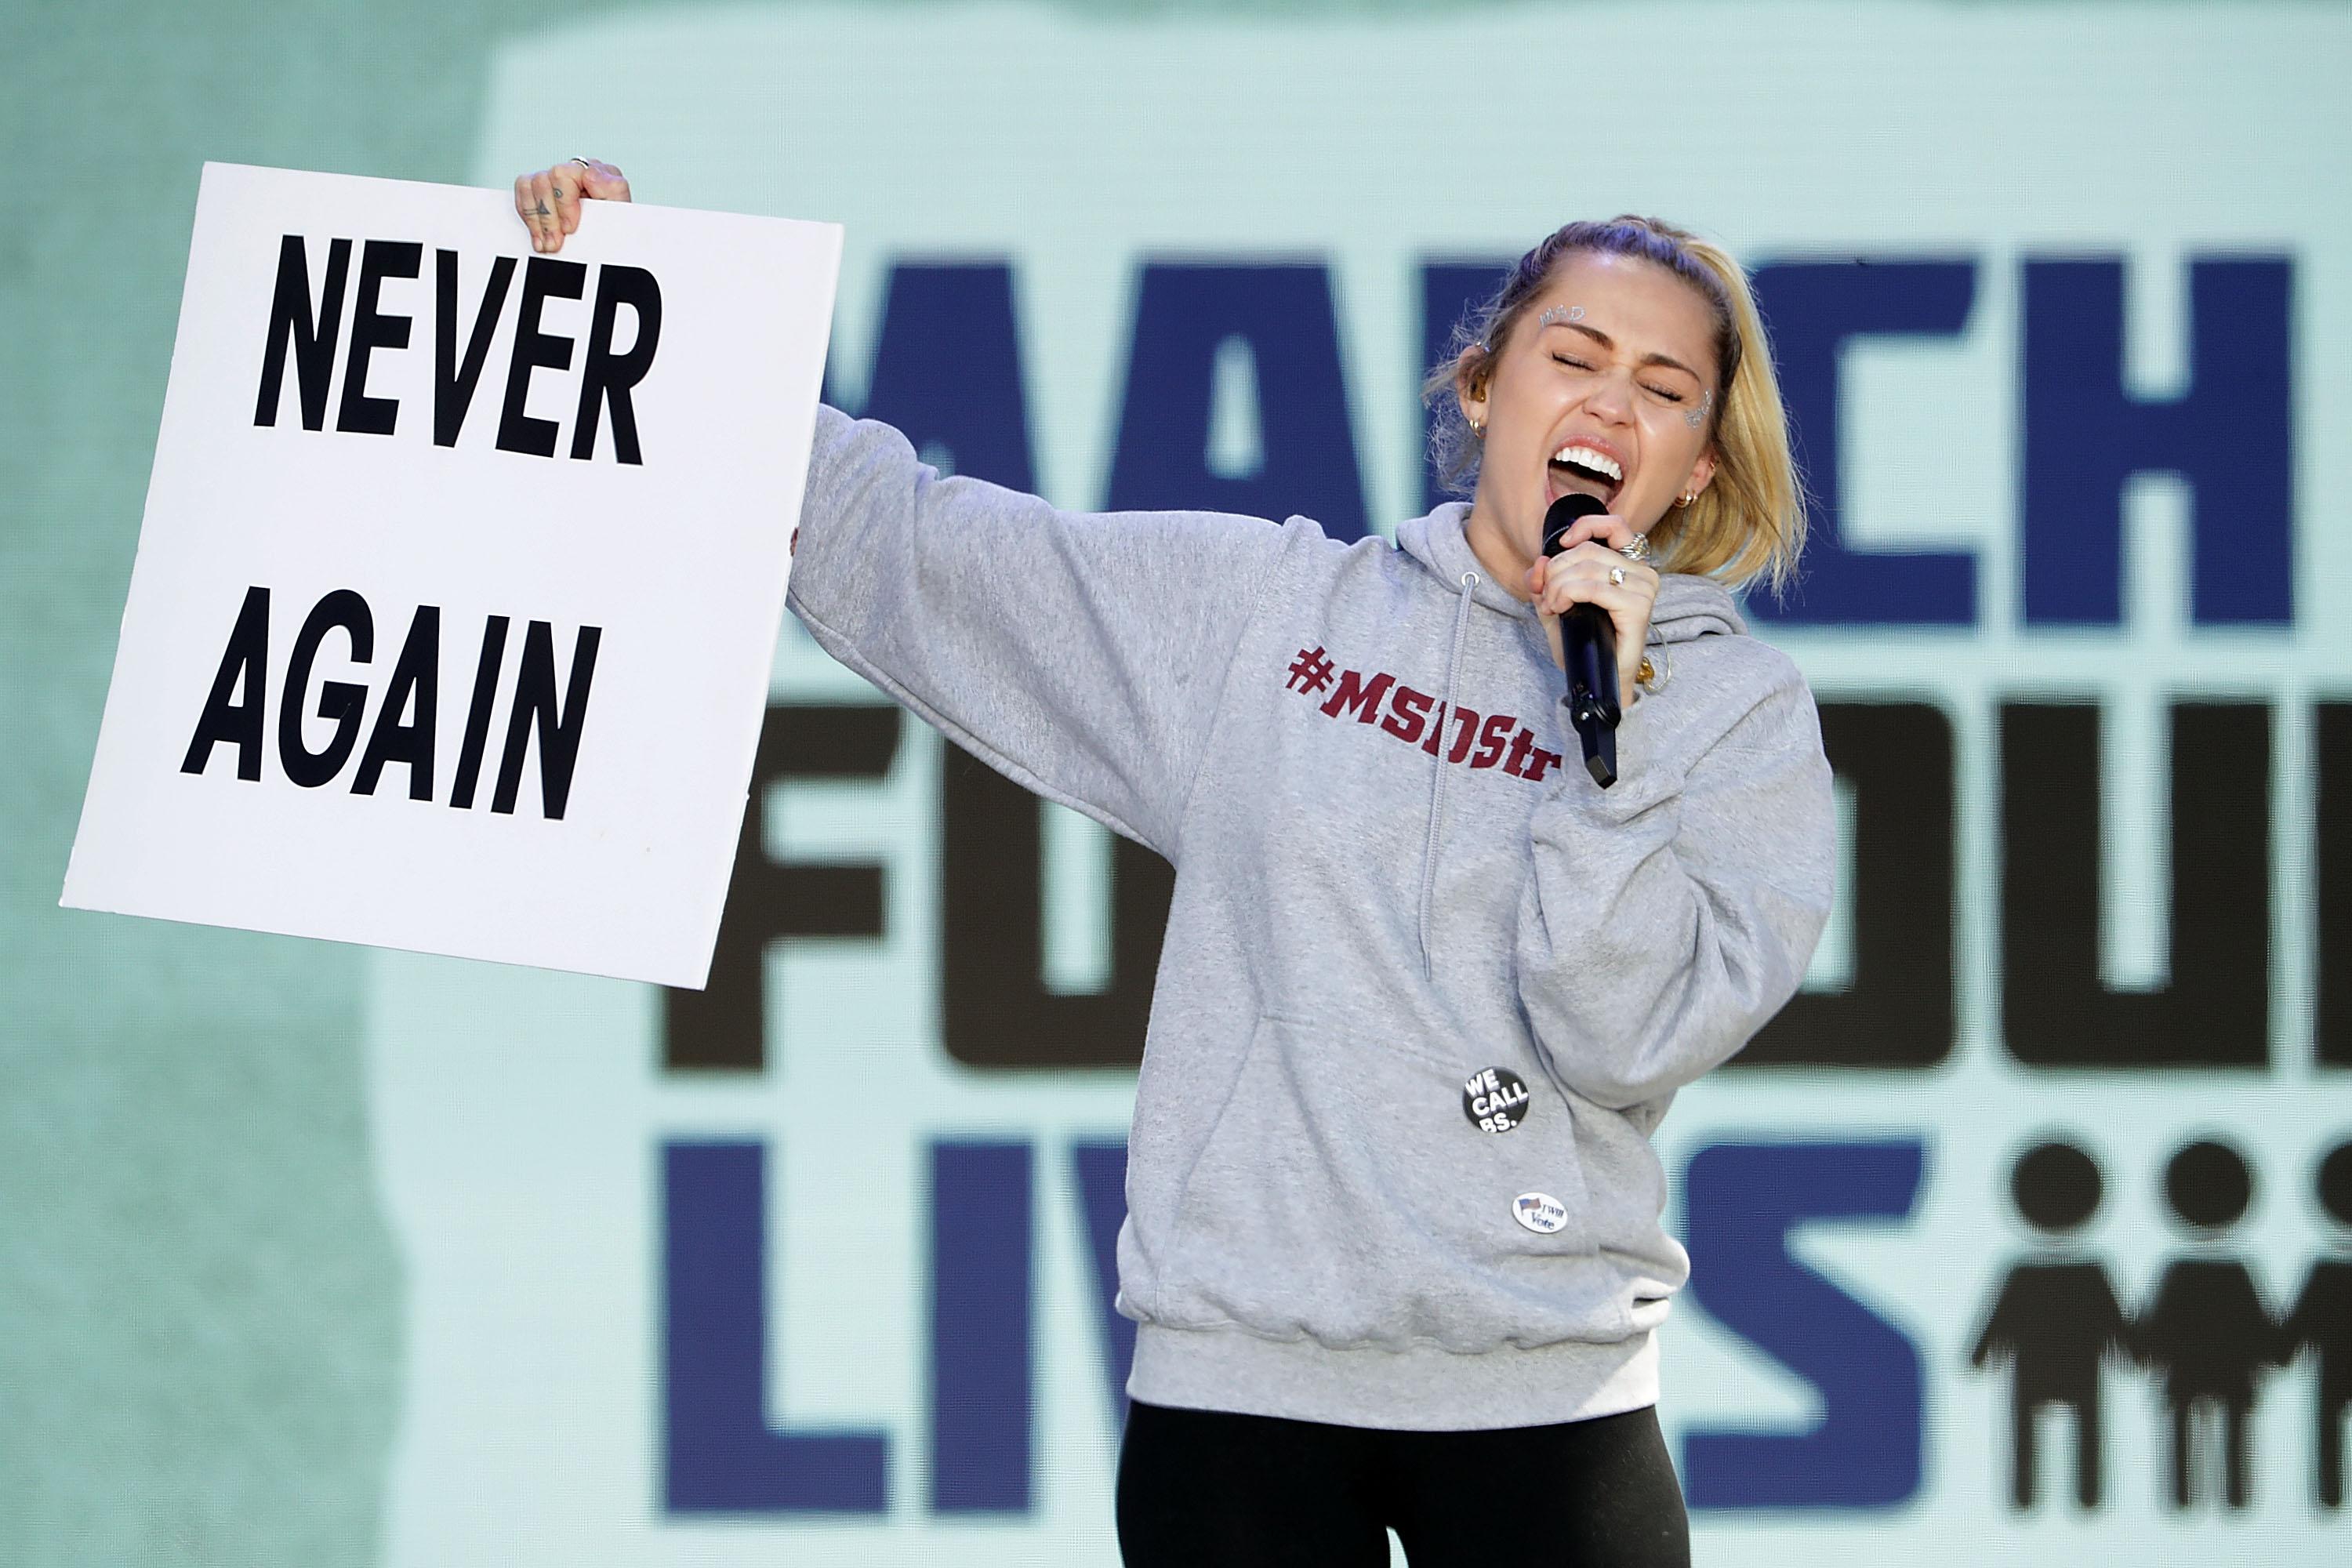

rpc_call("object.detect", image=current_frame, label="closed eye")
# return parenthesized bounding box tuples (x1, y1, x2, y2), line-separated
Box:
(1557, 353, 1690, 405)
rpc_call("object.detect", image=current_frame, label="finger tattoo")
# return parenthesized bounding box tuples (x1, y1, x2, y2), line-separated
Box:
(553, 185, 564, 199)
(535, 201, 550, 217)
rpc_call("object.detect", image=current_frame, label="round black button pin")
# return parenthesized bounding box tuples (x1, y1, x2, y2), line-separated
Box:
(1463, 1066, 1530, 1133)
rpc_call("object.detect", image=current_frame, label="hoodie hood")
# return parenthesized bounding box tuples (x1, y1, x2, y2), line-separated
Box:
(1395, 502, 1748, 646)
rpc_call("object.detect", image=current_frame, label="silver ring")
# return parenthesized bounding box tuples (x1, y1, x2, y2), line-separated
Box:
(1618, 533, 1653, 563)
(1609, 565, 1628, 586)
(569, 157, 594, 169)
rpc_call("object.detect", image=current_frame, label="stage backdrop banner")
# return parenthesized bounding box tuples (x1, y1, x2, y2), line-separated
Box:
(360, 5, 2346, 1566)
(62, 162, 840, 987)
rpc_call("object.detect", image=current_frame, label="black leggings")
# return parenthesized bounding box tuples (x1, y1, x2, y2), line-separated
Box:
(1116, 1399, 1690, 1566)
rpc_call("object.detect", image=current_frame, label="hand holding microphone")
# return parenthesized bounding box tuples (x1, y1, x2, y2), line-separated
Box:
(1532, 495, 1661, 788)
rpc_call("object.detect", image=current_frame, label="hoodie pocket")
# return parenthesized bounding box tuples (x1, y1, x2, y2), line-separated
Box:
(1156, 1014, 1632, 1352)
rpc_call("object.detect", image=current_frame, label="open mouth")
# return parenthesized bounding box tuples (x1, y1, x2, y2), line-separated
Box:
(1548, 443, 1624, 508)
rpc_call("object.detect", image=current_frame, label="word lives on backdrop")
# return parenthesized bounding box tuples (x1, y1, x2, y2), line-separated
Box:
(365, 7, 2350, 1566)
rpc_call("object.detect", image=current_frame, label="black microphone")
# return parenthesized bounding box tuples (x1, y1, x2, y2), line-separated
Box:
(1542, 492, 1620, 788)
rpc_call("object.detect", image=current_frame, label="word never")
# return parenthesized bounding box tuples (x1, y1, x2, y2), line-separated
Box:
(252, 235, 662, 463)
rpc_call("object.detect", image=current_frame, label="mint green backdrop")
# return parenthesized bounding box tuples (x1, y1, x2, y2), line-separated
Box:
(7, 3, 2348, 1564)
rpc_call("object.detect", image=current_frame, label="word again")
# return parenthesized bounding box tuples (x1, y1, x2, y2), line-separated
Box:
(180, 586, 602, 820)
(252, 235, 662, 463)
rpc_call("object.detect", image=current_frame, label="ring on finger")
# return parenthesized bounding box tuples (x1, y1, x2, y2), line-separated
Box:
(1609, 565, 1628, 586)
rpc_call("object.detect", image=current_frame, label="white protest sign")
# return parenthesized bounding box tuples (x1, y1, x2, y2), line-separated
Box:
(63, 162, 840, 987)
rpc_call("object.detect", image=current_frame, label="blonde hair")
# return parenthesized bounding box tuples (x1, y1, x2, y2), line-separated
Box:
(1420, 216, 1809, 598)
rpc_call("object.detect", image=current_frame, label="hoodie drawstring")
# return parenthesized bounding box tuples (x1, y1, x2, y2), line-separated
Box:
(1418, 571, 1479, 978)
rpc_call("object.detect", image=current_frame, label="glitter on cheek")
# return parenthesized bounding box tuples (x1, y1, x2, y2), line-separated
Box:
(1684, 387, 1712, 430)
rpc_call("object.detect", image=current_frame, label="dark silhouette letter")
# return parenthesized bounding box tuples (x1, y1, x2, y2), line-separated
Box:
(335, 238, 421, 436)
(661, 1140, 889, 1512)
(662, 703, 902, 1073)
(277, 589, 374, 789)
(495, 256, 586, 458)
(1744, 259, 1979, 626)
(571, 263, 661, 463)
(253, 235, 351, 430)
(2022, 257, 2293, 626)
(1107, 263, 1367, 541)
(432, 250, 517, 447)
(181, 585, 273, 782)
(2001, 702, 2270, 1067)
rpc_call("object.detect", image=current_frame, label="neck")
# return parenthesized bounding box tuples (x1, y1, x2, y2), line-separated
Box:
(1461, 498, 1537, 603)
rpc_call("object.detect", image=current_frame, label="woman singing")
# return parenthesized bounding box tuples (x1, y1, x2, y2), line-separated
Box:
(520, 162, 1834, 1566)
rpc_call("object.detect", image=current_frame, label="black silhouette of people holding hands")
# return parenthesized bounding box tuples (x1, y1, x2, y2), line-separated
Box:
(1977, 1134, 2352, 1512)
(2285, 1141, 2352, 1508)
(1971, 1140, 2135, 1508)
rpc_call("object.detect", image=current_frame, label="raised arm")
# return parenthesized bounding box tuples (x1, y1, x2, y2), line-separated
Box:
(509, 160, 1296, 849)
(1515, 659, 1835, 1109)
(788, 408, 1294, 855)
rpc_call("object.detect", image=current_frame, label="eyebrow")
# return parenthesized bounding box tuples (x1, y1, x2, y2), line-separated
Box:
(1544, 319, 1705, 383)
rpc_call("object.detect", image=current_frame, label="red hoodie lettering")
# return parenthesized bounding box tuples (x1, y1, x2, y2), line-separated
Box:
(1285, 646, 1563, 783)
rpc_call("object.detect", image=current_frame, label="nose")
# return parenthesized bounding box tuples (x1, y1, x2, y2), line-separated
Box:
(1579, 367, 1635, 425)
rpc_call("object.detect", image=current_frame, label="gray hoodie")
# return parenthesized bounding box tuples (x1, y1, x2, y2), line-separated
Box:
(787, 406, 1835, 1431)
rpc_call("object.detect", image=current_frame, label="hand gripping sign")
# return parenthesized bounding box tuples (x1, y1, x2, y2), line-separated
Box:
(63, 163, 842, 987)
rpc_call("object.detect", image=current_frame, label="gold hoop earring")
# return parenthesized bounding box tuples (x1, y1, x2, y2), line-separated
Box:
(1676, 492, 1695, 508)
(1470, 418, 1486, 439)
